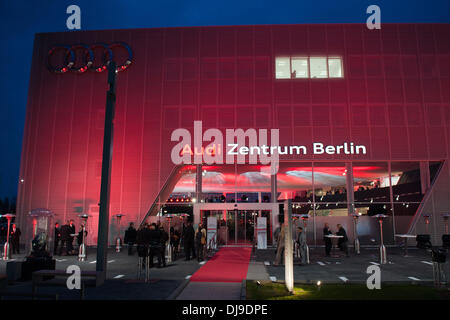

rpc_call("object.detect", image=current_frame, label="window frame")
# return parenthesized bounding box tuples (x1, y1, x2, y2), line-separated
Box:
(274, 56, 344, 80)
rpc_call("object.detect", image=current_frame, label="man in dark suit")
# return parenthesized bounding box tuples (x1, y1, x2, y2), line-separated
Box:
(10, 224, 21, 254)
(183, 221, 196, 260)
(323, 222, 332, 257)
(54, 222, 61, 255)
(336, 224, 349, 257)
(136, 224, 150, 268)
(148, 223, 163, 268)
(68, 220, 76, 254)
(124, 222, 137, 255)
(59, 221, 72, 255)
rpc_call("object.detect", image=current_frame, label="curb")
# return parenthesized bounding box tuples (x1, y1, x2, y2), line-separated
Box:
(266, 279, 438, 285)
(166, 279, 190, 300)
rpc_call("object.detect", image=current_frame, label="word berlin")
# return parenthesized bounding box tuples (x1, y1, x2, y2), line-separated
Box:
(171, 121, 367, 167)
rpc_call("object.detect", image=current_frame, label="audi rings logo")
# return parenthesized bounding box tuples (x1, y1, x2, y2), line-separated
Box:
(47, 42, 133, 74)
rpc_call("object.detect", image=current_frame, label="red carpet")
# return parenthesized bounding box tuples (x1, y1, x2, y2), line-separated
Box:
(190, 247, 252, 283)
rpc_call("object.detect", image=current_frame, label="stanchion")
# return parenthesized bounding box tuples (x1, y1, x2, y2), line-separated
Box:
(373, 214, 388, 264)
(2, 214, 15, 260)
(114, 214, 125, 252)
(301, 214, 310, 264)
(352, 213, 361, 255)
(77, 214, 89, 261)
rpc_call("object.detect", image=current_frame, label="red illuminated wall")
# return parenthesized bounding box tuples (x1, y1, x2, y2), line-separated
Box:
(17, 24, 450, 243)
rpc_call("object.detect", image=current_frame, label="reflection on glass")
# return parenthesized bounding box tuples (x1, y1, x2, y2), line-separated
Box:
(328, 58, 343, 78)
(291, 57, 309, 78)
(313, 162, 347, 216)
(310, 57, 328, 78)
(391, 162, 423, 217)
(275, 57, 290, 79)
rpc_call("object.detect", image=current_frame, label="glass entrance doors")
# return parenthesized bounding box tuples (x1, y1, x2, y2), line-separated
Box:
(200, 209, 270, 246)
(226, 210, 256, 245)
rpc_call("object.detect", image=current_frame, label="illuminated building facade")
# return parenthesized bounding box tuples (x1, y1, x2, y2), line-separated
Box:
(17, 24, 450, 246)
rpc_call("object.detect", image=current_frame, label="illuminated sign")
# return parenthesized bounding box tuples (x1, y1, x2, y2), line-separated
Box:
(171, 121, 367, 173)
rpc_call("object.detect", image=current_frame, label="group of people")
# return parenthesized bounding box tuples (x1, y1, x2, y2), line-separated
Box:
(136, 221, 169, 268)
(323, 223, 349, 257)
(273, 222, 350, 265)
(0, 223, 21, 254)
(54, 220, 87, 256)
(133, 219, 208, 268)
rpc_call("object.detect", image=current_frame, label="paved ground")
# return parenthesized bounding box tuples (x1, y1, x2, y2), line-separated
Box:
(0, 248, 202, 281)
(0, 247, 203, 299)
(1, 245, 448, 299)
(253, 246, 450, 283)
(176, 282, 242, 300)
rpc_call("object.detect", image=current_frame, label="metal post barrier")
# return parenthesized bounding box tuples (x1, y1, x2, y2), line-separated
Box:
(166, 242, 172, 264)
(137, 256, 143, 280)
(352, 213, 361, 255)
(145, 255, 150, 283)
(374, 214, 388, 264)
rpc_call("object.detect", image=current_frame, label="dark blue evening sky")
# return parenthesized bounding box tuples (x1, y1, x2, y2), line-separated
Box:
(1, 0, 450, 199)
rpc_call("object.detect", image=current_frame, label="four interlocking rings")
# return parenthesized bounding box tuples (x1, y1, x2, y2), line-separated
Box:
(47, 42, 133, 74)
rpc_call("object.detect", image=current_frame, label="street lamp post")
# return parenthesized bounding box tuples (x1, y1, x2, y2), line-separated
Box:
(2, 214, 15, 260)
(374, 214, 388, 264)
(96, 61, 117, 282)
(284, 199, 294, 293)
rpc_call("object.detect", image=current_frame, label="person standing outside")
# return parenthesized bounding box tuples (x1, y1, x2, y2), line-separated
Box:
(10, 224, 21, 254)
(59, 221, 71, 255)
(195, 223, 206, 262)
(336, 224, 349, 257)
(183, 220, 196, 260)
(68, 220, 76, 254)
(54, 222, 61, 255)
(274, 225, 285, 266)
(323, 222, 332, 257)
(296, 226, 307, 265)
(77, 224, 87, 250)
(124, 222, 137, 255)
(148, 223, 163, 268)
(159, 224, 169, 267)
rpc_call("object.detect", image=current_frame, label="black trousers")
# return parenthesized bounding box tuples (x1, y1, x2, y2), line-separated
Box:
(184, 241, 196, 260)
(324, 239, 332, 256)
(127, 242, 135, 255)
(59, 240, 69, 255)
(159, 243, 166, 266)
(149, 245, 162, 267)
(11, 241, 20, 254)
(196, 242, 204, 261)
(67, 238, 74, 253)
(54, 239, 61, 255)
(338, 241, 349, 256)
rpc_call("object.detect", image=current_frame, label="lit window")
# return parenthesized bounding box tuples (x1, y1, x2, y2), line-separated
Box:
(275, 56, 343, 79)
(291, 57, 308, 78)
(275, 57, 291, 79)
(310, 57, 328, 78)
(328, 58, 343, 78)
